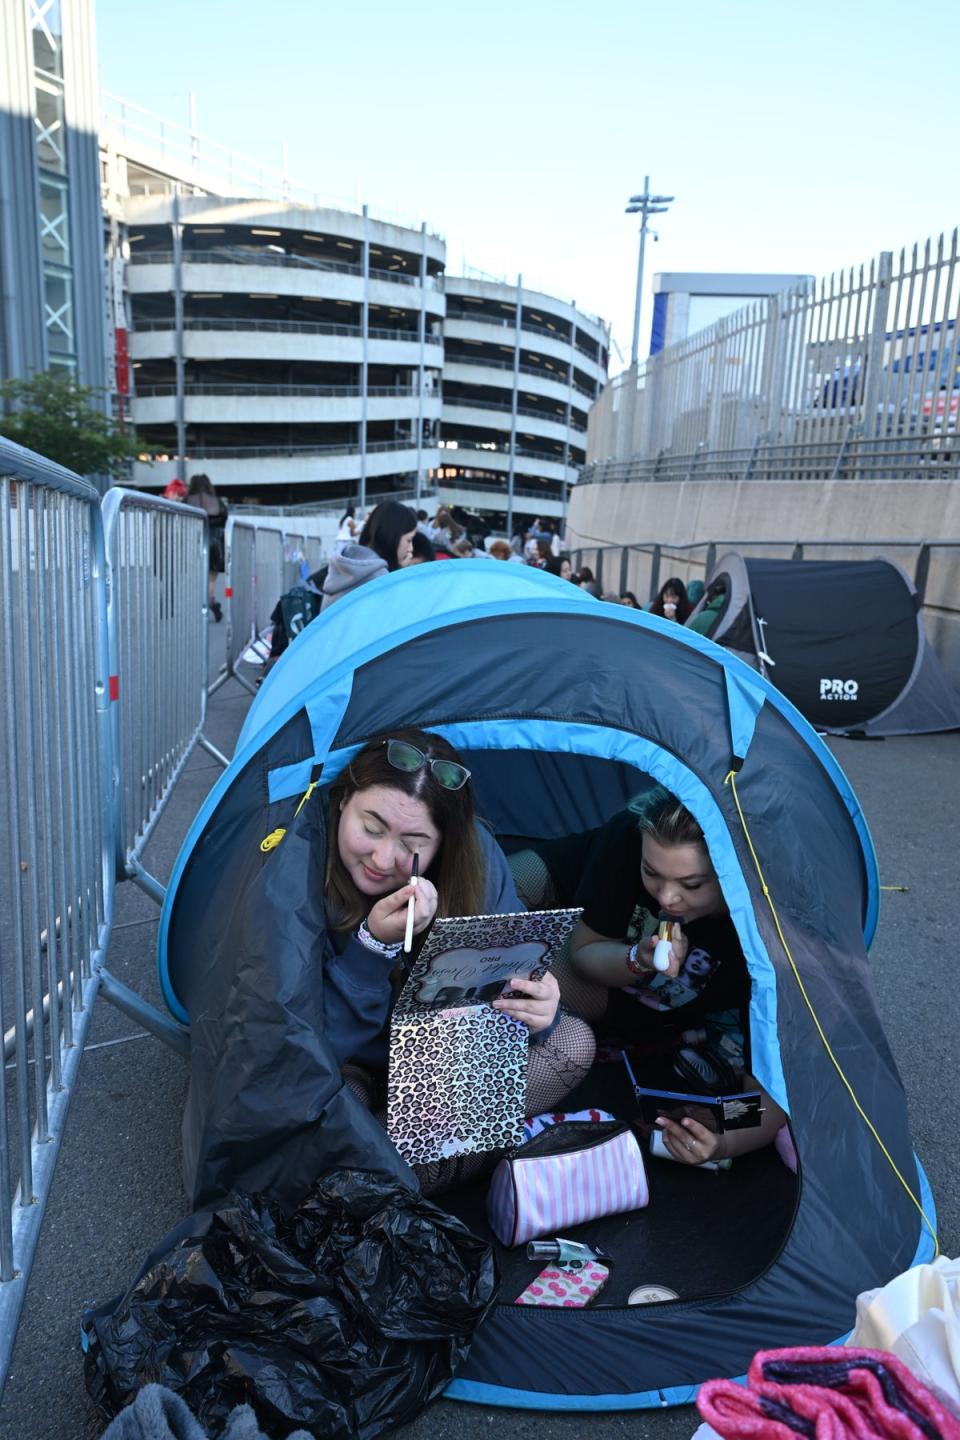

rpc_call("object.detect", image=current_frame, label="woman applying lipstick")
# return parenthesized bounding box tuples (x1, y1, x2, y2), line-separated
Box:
(561, 786, 784, 1166)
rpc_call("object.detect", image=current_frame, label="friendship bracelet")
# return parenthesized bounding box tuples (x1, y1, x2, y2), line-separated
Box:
(357, 920, 403, 959)
(624, 943, 651, 979)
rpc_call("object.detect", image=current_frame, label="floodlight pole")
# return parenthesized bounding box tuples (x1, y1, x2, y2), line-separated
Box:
(627, 178, 673, 368)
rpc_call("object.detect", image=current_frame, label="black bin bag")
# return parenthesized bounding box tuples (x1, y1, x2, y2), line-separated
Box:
(82, 1170, 497, 1440)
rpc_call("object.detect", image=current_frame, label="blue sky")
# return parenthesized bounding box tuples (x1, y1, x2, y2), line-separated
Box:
(96, 0, 960, 368)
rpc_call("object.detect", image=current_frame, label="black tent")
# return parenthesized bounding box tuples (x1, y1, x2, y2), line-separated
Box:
(158, 561, 936, 1411)
(687, 551, 960, 735)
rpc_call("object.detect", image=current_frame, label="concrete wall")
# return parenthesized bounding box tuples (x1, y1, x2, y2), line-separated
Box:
(566, 478, 960, 678)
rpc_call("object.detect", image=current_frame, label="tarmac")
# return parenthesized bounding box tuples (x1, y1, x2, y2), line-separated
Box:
(0, 610, 957, 1440)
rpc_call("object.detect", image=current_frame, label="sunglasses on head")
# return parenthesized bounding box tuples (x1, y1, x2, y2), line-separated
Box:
(384, 738, 471, 791)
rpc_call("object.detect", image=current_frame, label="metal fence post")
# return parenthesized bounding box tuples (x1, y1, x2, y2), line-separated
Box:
(858, 252, 894, 446)
(914, 542, 931, 604)
(648, 544, 662, 602)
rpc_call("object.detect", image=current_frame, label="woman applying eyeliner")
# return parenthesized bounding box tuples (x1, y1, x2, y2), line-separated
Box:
(322, 728, 595, 1181)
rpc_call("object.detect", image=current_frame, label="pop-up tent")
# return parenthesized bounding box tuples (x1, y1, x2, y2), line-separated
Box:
(159, 560, 936, 1411)
(686, 551, 960, 735)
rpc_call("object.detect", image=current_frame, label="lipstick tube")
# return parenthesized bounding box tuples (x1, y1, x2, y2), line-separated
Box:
(652, 914, 674, 972)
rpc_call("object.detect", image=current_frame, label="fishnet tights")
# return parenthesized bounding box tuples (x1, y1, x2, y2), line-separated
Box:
(342, 1009, 596, 1195)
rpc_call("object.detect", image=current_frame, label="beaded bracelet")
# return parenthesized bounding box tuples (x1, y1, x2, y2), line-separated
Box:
(357, 920, 403, 959)
(624, 943, 651, 979)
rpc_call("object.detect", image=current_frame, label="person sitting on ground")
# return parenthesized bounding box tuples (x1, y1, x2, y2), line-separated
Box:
(322, 500, 416, 611)
(686, 579, 728, 637)
(552, 786, 784, 1166)
(649, 577, 691, 623)
(620, 591, 641, 609)
(325, 729, 596, 1189)
(451, 536, 475, 558)
(488, 539, 513, 561)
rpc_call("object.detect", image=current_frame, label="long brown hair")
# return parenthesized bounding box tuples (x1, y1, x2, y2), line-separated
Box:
(325, 727, 486, 931)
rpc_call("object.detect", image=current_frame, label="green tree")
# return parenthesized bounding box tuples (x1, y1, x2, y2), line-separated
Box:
(0, 370, 143, 480)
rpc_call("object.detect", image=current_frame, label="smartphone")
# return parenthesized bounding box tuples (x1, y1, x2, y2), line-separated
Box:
(514, 1258, 610, 1307)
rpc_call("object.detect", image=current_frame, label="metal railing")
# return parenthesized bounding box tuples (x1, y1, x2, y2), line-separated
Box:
(129, 248, 442, 290)
(585, 227, 960, 484)
(214, 515, 324, 696)
(130, 247, 362, 277)
(445, 354, 582, 389)
(446, 310, 575, 346)
(138, 437, 427, 462)
(132, 318, 442, 346)
(439, 439, 570, 466)
(444, 395, 572, 425)
(0, 450, 345, 1396)
(135, 384, 421, 399)
(580, 434, 959, 485)
(0, 440, 114, 1395)
(101, 491, 228, 903)
(567, 534, 960, 616)
(134, 317, 363, 338)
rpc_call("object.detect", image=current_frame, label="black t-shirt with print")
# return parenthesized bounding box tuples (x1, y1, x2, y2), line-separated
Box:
(573, 807, 750, 1039)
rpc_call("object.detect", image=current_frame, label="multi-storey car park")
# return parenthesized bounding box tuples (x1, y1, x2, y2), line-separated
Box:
(95, 97, 611, 524)
(123, 196, 446, 507)
(439, 276, 608, 521)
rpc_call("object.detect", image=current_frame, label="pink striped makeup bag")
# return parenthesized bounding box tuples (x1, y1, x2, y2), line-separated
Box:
(486, 1120, 649, 1247)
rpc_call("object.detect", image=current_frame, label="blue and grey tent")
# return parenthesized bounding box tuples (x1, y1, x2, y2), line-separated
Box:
(687, 550, 960, 736)
(160, 560, 936, 1411)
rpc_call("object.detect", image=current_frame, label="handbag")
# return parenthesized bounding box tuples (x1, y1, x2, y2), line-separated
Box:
(486, 1119, 649, 1248)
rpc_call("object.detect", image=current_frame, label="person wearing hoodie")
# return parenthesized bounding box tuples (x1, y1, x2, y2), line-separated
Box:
(321, 501, 417, 611)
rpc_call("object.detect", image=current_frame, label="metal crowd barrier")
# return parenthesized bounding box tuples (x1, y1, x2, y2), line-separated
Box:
(284, 532, 307, 592)
(213, 515, 329, 696)
(0, 440, 114, 1394)
(101, 490, 229, 903)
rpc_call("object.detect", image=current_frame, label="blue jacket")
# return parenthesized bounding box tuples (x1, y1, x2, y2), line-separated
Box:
(324, 824, 524, 1070)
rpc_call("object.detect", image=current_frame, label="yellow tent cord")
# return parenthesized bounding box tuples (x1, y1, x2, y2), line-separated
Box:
(294, 780, 317, 817)
(723, 769, 938, 1257)
(259, 780, 319, 853)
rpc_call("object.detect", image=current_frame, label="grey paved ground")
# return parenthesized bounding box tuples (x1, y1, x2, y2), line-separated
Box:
(0, 616, 957, 1440)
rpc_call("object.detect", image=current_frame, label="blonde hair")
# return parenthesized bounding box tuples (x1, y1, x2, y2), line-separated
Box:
(628, 786, 706, 849)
